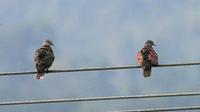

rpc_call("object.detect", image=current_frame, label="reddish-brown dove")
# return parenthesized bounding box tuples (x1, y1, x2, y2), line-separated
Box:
(137, 40, 158, 77)
(34, 40, 54, 79)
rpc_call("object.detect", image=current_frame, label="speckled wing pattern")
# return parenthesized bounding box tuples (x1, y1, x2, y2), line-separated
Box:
(137, 47, 158, 77)
(34, 46, 54, 79)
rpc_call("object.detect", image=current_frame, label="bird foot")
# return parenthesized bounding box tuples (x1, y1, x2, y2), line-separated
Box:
(45, 70, 49, 74)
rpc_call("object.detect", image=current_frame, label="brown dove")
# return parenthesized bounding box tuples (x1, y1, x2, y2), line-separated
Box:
(137, 40, 158, 77)
(34, 40, 54, 79)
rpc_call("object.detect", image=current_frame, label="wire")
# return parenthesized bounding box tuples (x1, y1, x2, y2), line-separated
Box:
(110, 106, 200, 112)
(0, 91, 200, 106)
(0, 62, 200, 76)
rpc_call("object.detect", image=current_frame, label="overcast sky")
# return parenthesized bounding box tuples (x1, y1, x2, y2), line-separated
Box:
(0, 0, 200, 112)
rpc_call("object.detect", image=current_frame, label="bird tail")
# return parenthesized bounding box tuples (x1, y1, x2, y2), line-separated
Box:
(143, 61, 152, 77)
(143, 69, 151, 77)
(37, 73, 45, 80)
(37, 69, 45, 80)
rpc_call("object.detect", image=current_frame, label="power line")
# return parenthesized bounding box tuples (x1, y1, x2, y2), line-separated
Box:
(0, 91, 200, 106)
(0, 62, 200, 76)
(110, 106, 200, 112)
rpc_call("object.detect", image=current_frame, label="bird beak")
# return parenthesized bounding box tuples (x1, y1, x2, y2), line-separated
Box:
(51, 43, 54, 46)
(153, 43, 156, 46)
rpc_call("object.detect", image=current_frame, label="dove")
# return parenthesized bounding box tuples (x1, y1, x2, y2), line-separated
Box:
(137, 40, 158, 77)
(34, 40, 54, 79)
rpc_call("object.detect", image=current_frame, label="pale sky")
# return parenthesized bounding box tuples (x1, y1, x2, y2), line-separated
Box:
(0, 0, 200, 112)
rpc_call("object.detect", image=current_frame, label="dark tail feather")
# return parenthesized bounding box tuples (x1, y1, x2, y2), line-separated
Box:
(143, 69, 151, 77)
(143, 62, 152, 77)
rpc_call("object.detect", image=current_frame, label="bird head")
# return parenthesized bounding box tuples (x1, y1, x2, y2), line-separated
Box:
(145, 40, 155, 47)
(43, 40, 54, 47)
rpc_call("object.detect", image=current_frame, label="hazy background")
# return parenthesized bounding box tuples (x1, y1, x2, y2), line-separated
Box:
(0, 0, 200, 111)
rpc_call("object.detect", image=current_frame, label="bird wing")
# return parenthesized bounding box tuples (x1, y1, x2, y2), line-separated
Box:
(34, 48, 48, 64)
(139, 47, 152, 77)
(149, 48, 158, 66)
(45, 47, 54, 68)
(137, 50, 143, 65)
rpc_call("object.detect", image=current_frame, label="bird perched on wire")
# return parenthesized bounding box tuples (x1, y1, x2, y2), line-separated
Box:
(137, 40, 158, 77)
(34, 40, 55, 79)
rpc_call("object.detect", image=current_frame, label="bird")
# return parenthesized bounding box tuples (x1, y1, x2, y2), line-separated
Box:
(137, 40, 158, 77)
(34, 40, 55, 80)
